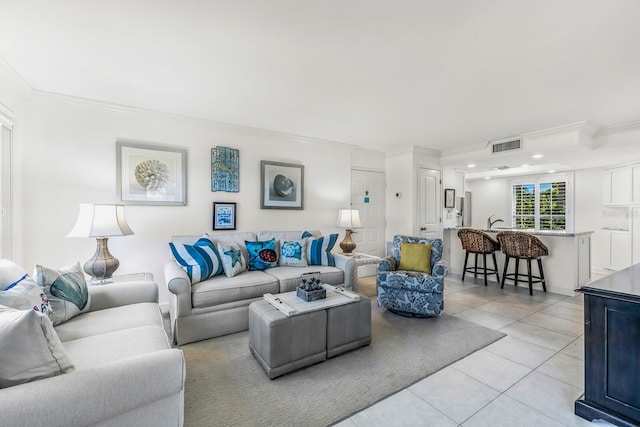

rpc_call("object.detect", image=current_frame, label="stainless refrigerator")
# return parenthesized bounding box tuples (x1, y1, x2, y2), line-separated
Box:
(459, 191, 472, 227)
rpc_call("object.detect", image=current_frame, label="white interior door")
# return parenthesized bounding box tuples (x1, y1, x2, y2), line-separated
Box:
(418, 167, 442, 238)
(351, 169, 385, 257)
(0, 124, 12, 259)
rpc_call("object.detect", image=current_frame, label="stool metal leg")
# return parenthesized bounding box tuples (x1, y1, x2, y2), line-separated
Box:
(501, 255, 509, 289)
(483, 253, 488, 286)
(462, 251, 469, 281)
(538, 258, 547, 292)
(514, 258, 519, 287)
(492, 252, 500, 283)
(527, 258, 533, 296)
(474, 253, 479, 278)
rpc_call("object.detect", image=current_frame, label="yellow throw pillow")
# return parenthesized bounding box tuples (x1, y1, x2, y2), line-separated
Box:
(398, 242, 432, 273)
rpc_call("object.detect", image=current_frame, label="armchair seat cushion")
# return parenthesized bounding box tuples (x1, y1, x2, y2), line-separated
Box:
(379, 271, 442, 293)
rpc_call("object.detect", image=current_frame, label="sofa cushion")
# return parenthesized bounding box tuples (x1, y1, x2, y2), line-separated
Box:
(63, 325, 170, 370)
(245, 238, 278, 271)
(217, 242, 248, 278)
(191, 271, 279, 308)
(307, 234, 339, 266)
(0, 274, 54, 323)
(169, 235, 223, 284)
(55, 302, 163, 342)
(279, 239, 309, 267)
(34, 262, 90, 326)
(265, 266, 344, 293)
(0, 305, 75, 388)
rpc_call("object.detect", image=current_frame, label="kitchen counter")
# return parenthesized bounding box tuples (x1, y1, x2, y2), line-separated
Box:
(443, 228, 594, 296)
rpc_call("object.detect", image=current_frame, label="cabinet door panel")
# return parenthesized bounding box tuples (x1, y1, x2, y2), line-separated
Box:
(610, 167, 632, 205)
(610, 232, 631, 271)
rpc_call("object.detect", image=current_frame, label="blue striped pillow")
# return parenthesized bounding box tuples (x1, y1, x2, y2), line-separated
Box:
(169, 236, 223, 284)
(306, 234, 339, 266)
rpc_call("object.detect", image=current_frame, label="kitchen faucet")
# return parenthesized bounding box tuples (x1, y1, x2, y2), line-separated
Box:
(487, 215, 504, 229)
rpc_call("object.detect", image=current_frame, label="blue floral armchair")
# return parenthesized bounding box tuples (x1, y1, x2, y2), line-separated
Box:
(377, 235, 448, 317)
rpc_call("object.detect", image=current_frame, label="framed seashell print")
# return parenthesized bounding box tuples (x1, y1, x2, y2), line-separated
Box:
(116, 140, 187, 205)
(260, 161, 304, 209)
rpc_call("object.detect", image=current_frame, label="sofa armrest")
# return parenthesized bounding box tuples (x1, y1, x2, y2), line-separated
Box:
(377, 256, 398, 272)
(164, 261, 193, 318)
(0, 349, 185, 427)
(89, 281, 158, 312)
(334, 253, 357, 291)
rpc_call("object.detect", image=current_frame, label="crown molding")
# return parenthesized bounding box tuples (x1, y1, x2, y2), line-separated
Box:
(596, 119, 640, 136)
(25, 89, 359, 150)
(0, 55, 32, 96)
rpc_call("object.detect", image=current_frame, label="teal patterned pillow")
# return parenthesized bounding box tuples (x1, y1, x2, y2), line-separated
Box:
(34, 263, 89, 326)
(279, 239, 308, 267)
(245, 238, 278, 271)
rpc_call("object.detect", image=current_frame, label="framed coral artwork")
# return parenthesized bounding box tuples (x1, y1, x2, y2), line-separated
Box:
(116, 140, 187, 205)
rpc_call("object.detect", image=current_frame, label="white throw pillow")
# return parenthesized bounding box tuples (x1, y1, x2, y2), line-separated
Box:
(0, 305, 75, 388)
(0, 275, 54, 323)
(217, 242, 247, 278)
(279, 239, 309, 267)
(33, 263, 90, 326)
(0, 259, 32, 291)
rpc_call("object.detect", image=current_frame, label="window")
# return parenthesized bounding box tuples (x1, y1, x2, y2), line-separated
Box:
(511, 175, 571, 231)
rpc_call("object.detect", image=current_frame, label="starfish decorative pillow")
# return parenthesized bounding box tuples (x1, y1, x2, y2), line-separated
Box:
(217, 242, 247, 278)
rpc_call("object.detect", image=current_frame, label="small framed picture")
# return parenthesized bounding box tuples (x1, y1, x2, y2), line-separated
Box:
(212, 202, 237, 230)
(260, 161, 304, 210)
(444, 188, 455, 208)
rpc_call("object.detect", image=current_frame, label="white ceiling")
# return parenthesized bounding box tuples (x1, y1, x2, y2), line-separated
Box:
(1, 0, 640, 169)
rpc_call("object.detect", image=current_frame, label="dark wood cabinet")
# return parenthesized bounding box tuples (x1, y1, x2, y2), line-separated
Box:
(575, 264, 640, 427)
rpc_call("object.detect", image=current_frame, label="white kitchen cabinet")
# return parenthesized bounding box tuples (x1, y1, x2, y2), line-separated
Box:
(633, 165, 640, 204)
(633, 207, 640, 264)
(610, 231, 632, 270)
(605, 167, 632, 205)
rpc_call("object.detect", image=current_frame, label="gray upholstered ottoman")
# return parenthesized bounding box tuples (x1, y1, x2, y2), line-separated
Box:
(326, 295, 372, 358)
(249, 300, 327, 379)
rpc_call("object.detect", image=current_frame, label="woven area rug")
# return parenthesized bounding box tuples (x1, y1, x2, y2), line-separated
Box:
(181, 282, 504, 427)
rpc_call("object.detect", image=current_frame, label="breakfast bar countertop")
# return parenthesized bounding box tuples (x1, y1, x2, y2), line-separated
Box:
(449, 227, 595, 238)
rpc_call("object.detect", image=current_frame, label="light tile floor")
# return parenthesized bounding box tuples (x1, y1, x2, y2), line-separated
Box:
(335, 274, 615, 427)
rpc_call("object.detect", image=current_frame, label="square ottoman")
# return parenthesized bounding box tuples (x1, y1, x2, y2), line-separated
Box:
(326, 295, 372, 358)
(249, 300, 327, 379)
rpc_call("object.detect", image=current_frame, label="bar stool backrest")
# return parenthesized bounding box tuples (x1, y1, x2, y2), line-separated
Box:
(457, 228, 500, 254)
(496, 231, 549, 258)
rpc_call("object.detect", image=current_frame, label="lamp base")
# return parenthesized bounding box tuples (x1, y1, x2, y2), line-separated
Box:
(339, 229, 357, 255)
(84, 237, 120, 282)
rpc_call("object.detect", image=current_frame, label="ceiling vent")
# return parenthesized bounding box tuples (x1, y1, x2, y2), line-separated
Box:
(491, 138, 522, 154)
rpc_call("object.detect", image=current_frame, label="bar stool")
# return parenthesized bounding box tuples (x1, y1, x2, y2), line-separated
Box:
(496, 231, 548, 296)
(457, 228, 501, 286)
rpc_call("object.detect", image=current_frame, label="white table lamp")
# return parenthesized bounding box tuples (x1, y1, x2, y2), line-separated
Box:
(336, 209, 363, 255)
(67, 204, 134, 282)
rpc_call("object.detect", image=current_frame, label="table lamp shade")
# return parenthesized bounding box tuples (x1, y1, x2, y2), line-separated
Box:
(336, 209, 362, 255)
(67, 204, 134, 238)
(336, 209, 363, 229)
(67, 204, 133, 282)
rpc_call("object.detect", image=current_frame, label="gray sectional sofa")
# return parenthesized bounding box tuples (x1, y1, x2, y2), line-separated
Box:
(164, 230, 357, 345)
(0, 279, 186, 427)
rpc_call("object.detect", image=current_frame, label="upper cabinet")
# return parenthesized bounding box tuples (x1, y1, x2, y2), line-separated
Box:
(603, 166, 633, 205)
(633, 165, 640, 204)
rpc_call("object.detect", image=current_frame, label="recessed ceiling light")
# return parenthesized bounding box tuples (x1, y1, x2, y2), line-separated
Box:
(531, 154, 544, 159)
(467, 163, 476, 168)
(484, 176, 491, 180)
(548, 170, 556, 173)
(520, 164, 529, 167)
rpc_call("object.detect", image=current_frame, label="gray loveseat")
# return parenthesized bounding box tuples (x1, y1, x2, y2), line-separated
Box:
(164, 230, 357, 345)
(0, 279, 186, 427)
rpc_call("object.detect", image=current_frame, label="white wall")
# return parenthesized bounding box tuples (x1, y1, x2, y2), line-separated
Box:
(574, 168, 605, 269)
(385, 150, 414, 240)
(351, 148, 384, 171)
(17, 94, 353, 304)
(468, 178, 510, 229)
